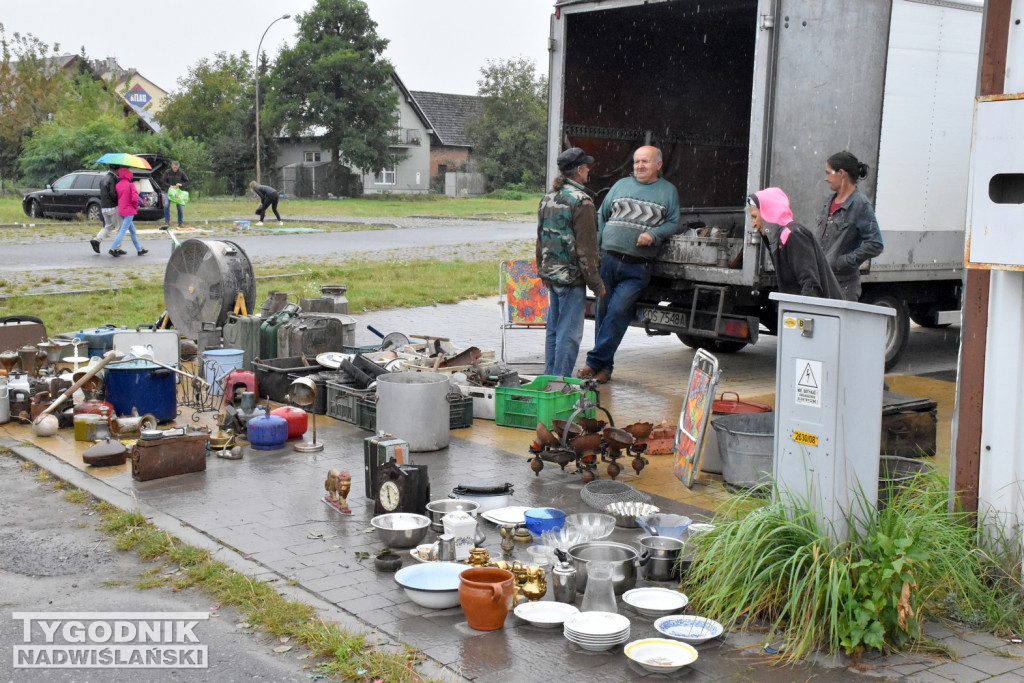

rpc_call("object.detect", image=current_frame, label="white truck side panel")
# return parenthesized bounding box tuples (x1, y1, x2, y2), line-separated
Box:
(874, 0, 982, 239)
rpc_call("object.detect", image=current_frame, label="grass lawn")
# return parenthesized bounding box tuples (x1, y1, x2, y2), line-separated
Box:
(0, 193, 541, 224)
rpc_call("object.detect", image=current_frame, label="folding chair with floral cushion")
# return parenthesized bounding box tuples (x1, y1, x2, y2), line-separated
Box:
(499, 259, 549, 364)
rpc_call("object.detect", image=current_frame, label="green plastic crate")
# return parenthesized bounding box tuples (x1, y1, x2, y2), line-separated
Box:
(495, 376, 596, 429)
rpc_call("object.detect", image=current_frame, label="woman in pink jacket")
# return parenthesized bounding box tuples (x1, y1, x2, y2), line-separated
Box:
(109, 167, 148, 257)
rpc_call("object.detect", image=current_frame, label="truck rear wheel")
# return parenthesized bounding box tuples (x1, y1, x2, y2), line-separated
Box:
(862, 290, 910, 371)
(676, 334, 748, 354)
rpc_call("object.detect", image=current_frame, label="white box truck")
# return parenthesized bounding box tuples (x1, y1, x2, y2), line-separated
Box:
(546, 0, 982, 368)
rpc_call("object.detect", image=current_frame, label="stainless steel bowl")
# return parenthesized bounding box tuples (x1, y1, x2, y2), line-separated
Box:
(370, 513, 431, 548)
(424, 498, 480, 533)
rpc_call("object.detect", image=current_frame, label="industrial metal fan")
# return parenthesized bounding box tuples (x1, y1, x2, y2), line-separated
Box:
(163, 240, 257, 340)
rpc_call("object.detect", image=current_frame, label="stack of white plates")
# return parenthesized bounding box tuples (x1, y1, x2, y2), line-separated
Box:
(563, 611, 631, 652)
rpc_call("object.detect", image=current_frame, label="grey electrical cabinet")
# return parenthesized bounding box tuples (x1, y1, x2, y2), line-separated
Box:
(769, 293, 893, 540)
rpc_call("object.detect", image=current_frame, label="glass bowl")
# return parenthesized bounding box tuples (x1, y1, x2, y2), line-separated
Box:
(523, 507, 566, 535)
(540, 526, 587, 551)
(564, 512, 615, 540)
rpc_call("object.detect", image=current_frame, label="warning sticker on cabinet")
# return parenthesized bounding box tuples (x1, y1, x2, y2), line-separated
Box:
(795, 359, 822, 407)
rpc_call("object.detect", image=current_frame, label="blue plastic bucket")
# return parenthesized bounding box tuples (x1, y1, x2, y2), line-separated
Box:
(202, 349, 244, 396)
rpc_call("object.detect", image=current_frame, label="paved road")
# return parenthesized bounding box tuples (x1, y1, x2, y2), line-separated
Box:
(0, 453, 314, 681)
(0, 218, 537, 274)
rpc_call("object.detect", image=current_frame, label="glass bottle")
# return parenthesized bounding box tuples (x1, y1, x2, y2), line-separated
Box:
(580, 561, 617, 613)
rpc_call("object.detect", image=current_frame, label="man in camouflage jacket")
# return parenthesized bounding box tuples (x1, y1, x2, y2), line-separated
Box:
(536, 147, 606, 377)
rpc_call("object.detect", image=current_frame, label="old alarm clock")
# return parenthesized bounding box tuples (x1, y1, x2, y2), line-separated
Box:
(373, 459, 430, 515)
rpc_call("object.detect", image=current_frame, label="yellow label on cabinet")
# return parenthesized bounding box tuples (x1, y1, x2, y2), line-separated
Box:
(783, 317, 797, 328)
(792, 430, 819, 446)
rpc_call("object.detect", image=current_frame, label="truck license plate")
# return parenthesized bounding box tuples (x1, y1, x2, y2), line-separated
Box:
(639, 307, 687, 329)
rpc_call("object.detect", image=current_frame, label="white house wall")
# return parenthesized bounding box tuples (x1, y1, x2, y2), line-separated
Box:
(362, 92, 431, 195)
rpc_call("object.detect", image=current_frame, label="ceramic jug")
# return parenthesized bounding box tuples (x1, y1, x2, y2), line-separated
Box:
(459, 567, 515, 631)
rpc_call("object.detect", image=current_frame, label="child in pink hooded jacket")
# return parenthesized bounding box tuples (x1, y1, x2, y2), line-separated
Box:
(109, 167, 148, 257)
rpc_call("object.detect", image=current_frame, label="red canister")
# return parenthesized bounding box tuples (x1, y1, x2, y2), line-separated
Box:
(270, 405, 307, 440)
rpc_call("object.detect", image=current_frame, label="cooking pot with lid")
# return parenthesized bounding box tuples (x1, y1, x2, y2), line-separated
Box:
(449, 481, 514, 513)
(567, 541, 648, 594)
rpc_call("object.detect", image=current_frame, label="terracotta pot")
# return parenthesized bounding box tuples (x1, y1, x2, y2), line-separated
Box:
(458, 567, 515, 631)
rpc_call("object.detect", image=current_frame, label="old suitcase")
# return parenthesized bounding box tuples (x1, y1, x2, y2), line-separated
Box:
(223, 314, 262, 371)
(881, 391, 938, 458)
(131, 432, 208, 481)
(0, 320, 47, 354)
(112, 325, 181, 366)
(277, 313, 356, 359)
(74, 324, 127, 358)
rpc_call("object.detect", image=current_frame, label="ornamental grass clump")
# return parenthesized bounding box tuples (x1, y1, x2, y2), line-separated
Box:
(685, 469, 1024, 663)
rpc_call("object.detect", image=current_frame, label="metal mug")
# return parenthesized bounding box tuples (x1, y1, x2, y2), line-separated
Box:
(437, 534, 456, 562)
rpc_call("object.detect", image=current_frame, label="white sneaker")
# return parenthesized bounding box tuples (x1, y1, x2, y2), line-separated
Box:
(254, 221, 263, 226)
(278, 221, 284, 226)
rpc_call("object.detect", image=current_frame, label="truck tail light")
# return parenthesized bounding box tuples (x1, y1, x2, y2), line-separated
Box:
(723, 319, 750, 340)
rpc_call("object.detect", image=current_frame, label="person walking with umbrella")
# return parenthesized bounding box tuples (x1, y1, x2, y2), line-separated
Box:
(108, 168, 148, 257)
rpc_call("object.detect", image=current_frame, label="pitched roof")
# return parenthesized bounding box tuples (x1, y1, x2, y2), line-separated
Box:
(409, 91, 484, 148)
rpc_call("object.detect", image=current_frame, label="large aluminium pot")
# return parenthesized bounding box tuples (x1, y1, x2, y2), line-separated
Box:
(104, 359, 177, 422)
(376, 371, 450, 452)
(567, 541, 648, 595)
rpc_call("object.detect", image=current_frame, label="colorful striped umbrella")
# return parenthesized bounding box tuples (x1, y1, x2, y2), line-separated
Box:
(95, 153, 152, 170)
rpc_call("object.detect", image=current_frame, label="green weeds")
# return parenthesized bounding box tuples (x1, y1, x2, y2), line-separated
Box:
(686, 470, 1024, 663)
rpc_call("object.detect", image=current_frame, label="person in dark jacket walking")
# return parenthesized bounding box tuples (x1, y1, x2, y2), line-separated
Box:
(249, 181, 283, 225)
(161, 160, 190, 227)
(90, 166, 121, 253)
(536, 147, 606, 377)
(748, 187, 842, 299)
(816, 151, 884, 301)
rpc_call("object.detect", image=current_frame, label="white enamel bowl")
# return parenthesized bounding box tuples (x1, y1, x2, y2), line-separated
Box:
(393, 562, 466, 609)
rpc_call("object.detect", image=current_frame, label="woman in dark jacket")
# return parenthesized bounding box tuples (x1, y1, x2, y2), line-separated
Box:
(816, 151, 884, 301)
(748, 187, 842, 300)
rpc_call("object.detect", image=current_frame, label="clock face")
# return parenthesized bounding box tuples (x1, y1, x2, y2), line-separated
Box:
(379, 480, 401, 511)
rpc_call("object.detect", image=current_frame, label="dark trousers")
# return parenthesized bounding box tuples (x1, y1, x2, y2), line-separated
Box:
(255, 196, 281, 221)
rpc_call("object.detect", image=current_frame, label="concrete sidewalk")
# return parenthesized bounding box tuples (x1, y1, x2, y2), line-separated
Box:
(4, 298, 1019, 682)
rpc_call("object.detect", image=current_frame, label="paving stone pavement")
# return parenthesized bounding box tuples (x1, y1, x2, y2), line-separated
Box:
(4, 298, 1021, 682)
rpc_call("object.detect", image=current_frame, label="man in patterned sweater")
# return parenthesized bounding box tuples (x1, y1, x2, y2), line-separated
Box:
(536, 147, 606, 377)
(579, 145, 680, 383)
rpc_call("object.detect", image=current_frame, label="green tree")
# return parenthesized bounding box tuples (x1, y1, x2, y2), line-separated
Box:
(158, 52, 257, 194)
(269, 0, 398, 191)
(0, 25, 67, 187)
(467, 57, 548, 191)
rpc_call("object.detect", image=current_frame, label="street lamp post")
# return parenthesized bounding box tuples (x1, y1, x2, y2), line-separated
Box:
(255, 13, 291, 184)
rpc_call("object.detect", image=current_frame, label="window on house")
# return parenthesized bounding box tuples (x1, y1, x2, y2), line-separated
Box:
(304, 151, 321, 162)
(375, 167, 396, 185)
(437, 164, 448, 176)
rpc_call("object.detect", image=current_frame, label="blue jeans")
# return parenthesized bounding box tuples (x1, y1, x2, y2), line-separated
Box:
(111, 215, 141, 251)
(585, 253, 651, 372)
(163, 193, 184, 224)
(544, 284, 586, 377)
